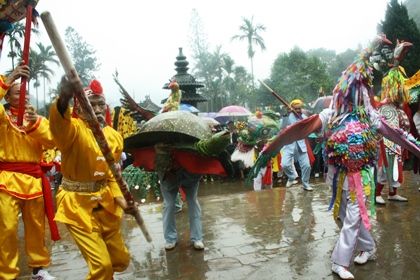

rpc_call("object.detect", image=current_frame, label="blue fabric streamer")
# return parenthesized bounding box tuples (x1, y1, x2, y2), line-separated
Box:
(328, 172, 339, 211)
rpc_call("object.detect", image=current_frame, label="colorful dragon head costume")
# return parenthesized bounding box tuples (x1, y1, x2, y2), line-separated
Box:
(231, 110, 280, 168)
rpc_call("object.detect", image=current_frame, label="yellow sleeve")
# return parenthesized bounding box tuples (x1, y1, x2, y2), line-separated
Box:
(25, 117, 56, 149)
(0, 75, 12, 117)
(49, 97, 78, 152)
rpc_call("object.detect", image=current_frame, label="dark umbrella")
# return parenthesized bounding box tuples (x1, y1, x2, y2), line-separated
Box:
(311, 95, 333, 112)
(124, 111, 212, 149)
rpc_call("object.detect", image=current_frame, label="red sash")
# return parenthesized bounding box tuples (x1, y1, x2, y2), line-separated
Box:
(262, 161, 272, 185)
(0, 162, 61, 241)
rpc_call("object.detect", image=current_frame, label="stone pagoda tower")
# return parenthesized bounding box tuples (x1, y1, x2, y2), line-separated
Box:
(161, 48, 207, 108)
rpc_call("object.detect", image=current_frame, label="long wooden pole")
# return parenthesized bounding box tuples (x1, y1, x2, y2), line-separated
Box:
(17, 4, 34, 126)
(40, 11, 152, 242)
(258, 79, 302, 120)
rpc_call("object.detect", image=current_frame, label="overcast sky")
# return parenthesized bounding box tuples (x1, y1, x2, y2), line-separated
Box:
(0, 0, 392, 110)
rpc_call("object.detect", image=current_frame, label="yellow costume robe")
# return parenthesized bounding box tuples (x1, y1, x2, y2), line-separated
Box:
(0, 76, 56, 279)
(49, 98, 130, 279)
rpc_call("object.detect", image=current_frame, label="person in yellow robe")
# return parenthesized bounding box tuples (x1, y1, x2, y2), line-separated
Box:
(49, 78, 130, 279)
(0, 61, 58, 280)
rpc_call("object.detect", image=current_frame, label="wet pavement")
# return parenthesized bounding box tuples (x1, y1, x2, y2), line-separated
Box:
(16, 171, 420, 279)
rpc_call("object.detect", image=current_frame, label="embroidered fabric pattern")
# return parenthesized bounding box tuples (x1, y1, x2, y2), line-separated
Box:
(61, 177, 107, 192)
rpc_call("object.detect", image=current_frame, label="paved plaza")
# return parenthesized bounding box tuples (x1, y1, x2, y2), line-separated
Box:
(16, 171, 420, 279)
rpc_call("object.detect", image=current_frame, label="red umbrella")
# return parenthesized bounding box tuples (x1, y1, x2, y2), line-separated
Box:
(311, 95, 333, 111)
(216, 105, 251, 117)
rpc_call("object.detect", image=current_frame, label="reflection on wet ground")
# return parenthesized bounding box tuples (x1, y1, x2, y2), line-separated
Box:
(16, 172, 420, 279)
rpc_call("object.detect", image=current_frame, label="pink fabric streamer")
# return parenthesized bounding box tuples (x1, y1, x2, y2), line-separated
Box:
(348, 172, 371, 231)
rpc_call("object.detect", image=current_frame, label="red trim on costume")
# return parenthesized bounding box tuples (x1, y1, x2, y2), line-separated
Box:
(0, 186, 42, 198)
(131, 147, 227, 176)
(0, 162, 60, 241)
(0, 78, 11, 90)
(9, 106, 19, 115)
(25, 116, 43, 133)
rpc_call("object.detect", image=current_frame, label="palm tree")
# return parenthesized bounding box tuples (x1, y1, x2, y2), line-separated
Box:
(231, 16, 266, 94)
(27, 43, 59, 113)
(36, 43, 59, 116)
(211, 45, 228, 108)
(221, 56, 236, 104)
(6, 22, 40, 69)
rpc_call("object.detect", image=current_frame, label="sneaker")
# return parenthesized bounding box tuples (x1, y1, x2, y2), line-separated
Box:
(164, 242, 177, 250)
(314, 173, 320, 178)
(193, 241, 204, 250)
(354, 248, 376, 264)
(331, 263, 354, 279)
(303, 186, 313, 191)
(286, 180, 294, 188)
(292, 180, 298, 185)
(210, 177, 214, 182)
(388, 194, 408, 202)
(277, 178, 282, 183)
(31, 269, 57, 280)
(375, 196, 386, 204)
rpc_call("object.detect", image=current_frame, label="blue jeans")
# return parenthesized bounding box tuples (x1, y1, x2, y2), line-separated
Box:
(158, 169, 203, 243)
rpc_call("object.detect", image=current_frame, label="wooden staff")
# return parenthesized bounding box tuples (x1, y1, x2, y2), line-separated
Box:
(258, 79, 302, 120)
(17, 3, 34, 126)
(40, 11, 152, 242)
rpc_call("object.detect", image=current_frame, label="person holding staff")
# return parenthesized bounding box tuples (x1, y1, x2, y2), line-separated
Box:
(0, 61, 58, 280)
(49, 77, 131, 279)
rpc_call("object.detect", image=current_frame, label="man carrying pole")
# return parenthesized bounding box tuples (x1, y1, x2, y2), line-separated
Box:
(49, 78, 131, 279)
(0, 61, 58, 280)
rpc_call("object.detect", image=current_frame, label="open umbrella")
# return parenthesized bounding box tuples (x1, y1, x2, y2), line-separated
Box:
(202, 112, 229, 124)
(180, 103, 200, 113)
(202, 117, 220, 126)
(158, 103, 199, 114)
(311, 96, 333, 112)
(216, 105, 251, 117)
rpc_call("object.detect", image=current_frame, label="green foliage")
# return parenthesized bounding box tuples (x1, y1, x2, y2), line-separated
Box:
(378, 0, 420, 76)
(268, 46, 333, 106)
(28, 43, 60, 114)
(5, 22, 40, 69)
(307, 47, 359, 87)
(405, 0, 420, 30)
(65, 27, 101, 86)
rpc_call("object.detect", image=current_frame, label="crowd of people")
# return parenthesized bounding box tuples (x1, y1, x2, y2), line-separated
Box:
(2, 36, 420, 280)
